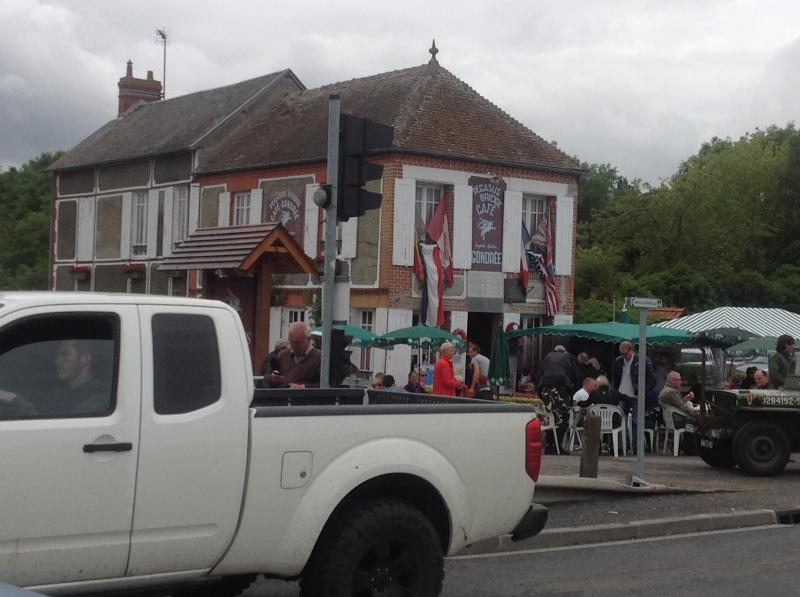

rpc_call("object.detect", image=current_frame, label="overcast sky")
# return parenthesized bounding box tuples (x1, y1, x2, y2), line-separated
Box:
(2, 0, 799, 183)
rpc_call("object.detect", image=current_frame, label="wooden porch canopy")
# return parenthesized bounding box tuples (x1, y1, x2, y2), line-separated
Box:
(159, 223, 318, 371)
(158, 223, 318, 275)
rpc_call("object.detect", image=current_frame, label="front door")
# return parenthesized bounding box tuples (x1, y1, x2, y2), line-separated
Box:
(0, 306, 140, 586)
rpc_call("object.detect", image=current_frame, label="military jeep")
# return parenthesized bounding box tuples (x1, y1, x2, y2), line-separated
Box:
(695, 377, 800, 476)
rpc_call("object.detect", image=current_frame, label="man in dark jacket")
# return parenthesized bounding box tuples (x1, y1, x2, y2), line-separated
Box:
(538, 345, 580, 451)
(612, 340, 656, 453)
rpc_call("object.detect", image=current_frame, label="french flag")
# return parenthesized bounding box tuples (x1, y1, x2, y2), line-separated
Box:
(419, 243, 444, 327)
(426, 199, 453, 288)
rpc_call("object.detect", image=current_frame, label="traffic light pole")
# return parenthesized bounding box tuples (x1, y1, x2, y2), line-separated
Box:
(320, 95, 340, 388)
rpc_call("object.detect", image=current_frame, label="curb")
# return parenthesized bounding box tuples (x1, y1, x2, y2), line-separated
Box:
(458, 509, 778, 556)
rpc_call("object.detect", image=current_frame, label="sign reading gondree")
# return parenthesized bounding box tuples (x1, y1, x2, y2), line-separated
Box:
(469, 176, 506, 271)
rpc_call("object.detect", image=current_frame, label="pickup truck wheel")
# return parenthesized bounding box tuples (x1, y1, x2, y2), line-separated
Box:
(698, 445, 735, 469)
(300, 499, 444, 597)
(733, 421, 790, 477)
(172, 574, 256, 597)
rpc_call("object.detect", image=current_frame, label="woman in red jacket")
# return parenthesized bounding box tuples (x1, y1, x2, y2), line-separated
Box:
(433, 342, 464, 396)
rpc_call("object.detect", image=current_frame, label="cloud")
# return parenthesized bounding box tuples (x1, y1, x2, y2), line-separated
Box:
(2, 0, 800, 184)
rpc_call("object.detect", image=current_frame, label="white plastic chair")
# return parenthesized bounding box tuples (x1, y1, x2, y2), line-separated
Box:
(627, 412, 656, 453)
(540, 412, 560, 455)
(661, 405, 685, 456)
(566, 406, 584, 452)
(588, 404, 626, 457)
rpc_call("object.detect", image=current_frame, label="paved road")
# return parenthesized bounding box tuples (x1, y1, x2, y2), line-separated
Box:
(241, 524, 800, 596)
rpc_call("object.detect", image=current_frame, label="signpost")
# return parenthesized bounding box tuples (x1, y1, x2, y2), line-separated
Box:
(625, 296, 662, 485)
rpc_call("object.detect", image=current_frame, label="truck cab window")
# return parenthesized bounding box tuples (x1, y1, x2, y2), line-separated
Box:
(152, 313, 221, 414)
(0, 314, 117, 420)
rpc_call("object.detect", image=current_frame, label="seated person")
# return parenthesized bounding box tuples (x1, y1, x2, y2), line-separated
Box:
(403, 371, 424, 393)
(381, 374, 397, 390)
(589, 375, 618, 405)
(474, 375, 494, 400)
(658, 371, 698, 428)
(753, 369, 770, 389)
(371, 372, 385, 389)
(570, 376, 598, 426)
(39, 339, 110, 417)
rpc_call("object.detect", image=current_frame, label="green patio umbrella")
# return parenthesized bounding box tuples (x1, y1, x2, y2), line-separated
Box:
(374, 325, 466, 349)
(504, 321, 692, 345)
(311, 325, 378, 348)
(487, 325, 511, 388)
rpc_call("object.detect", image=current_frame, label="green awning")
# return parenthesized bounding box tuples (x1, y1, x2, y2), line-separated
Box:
(504, 321, 692, 345)
(311, 325, 378, 347)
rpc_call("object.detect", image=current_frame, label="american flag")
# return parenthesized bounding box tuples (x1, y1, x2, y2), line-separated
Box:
(527, 212, 560, 316)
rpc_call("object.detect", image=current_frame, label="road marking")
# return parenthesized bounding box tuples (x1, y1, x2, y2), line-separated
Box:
(451, 524, 789, 560)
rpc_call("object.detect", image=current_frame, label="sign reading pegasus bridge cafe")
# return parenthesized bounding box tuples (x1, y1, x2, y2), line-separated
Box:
(469, 176, 506, 272)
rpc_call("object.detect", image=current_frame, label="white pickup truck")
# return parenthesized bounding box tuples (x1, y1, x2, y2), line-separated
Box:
(0, 292, 547, 597)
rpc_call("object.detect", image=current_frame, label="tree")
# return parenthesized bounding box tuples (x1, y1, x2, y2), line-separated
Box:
(0, 152, 61, 290)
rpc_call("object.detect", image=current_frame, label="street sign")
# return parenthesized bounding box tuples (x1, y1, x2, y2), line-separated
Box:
(626, 296, 662, 309)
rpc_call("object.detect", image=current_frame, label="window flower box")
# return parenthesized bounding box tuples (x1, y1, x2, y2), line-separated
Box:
(122, 262, 146, 279)
(70, 265, 91, 281)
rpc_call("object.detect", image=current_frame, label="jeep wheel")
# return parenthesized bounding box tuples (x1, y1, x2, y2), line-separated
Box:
(698, 445, 735, 469)
(300, 498, 444, 597)
(733, 421, 790, 476)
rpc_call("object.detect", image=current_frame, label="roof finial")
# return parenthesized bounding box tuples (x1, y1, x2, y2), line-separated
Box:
(429, 39, 439, 63)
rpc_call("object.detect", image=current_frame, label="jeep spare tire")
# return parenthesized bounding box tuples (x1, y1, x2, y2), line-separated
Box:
(733, 421, 790, 476)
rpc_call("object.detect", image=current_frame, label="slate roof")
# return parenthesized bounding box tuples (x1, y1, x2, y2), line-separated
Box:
(50, 70, 302, 171)
(197, 59, 582, 175)
(159, 223, 317, 274)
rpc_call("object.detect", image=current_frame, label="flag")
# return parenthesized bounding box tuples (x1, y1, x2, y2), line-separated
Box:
(528, 212, 560, 316)
(426, 199, 453, 287)
(413, 232, 425, 284)
(520, 221, 531, 292)
(419, 243, 444, 327)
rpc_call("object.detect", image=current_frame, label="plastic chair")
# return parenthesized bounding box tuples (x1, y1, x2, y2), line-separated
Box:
(627, 411, 656, 453)
(540, 412, 560, 455)
(661, 405, 685, 456)
(566, 406, 584, 452)
(588, 404, 626, 457)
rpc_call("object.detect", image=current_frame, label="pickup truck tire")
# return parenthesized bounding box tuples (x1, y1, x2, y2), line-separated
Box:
(300, 498, 444, 597)
(173, 574, 256, 597)
(698, 445, 735, 469)
(733, 421, 790, 477)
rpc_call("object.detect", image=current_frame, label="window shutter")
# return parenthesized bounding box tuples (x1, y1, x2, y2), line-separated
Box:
(162, 187, 174, 257)
(392, 178, 415, 266)
(249, 188, 263, 225)
(304, 184, 320, 259)
(76, 197, 95, 262)
(120, 192, 132, 260)
(555, 195, 574, 275)
(502, 190, 523, 272)
(218, 192, 231, 227)
(145, 189, 160, 259)
(188, 184, 200, 234)
(385, 309, 413, 383)
(452, 185, 472, 270)
(339, 217, 358, 258)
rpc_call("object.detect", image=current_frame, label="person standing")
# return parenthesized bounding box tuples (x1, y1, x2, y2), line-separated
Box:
(612, 340, 656, 454)
(538, 345, 580, 448)
(769, 335, 796, 389)
(433, 342, 464, 397)
(467, 343, 490, 396)
(267, 322, 321, 388)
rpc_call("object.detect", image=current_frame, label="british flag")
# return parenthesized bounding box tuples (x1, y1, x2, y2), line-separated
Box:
(527, 212, 560, 316)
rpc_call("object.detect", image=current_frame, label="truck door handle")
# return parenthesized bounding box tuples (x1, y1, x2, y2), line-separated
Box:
(83, 442, 133, 453)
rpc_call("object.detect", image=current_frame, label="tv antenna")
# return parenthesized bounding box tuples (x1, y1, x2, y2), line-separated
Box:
(155, 27, 170, 99)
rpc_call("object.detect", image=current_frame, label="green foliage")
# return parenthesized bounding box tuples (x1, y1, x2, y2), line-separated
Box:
(0, 152, 61, 290)
(575, 125, 800, 321)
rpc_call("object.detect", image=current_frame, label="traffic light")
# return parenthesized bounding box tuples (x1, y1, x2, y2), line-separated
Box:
(337, 113, 394, 221)
(328, 327, 349, 386)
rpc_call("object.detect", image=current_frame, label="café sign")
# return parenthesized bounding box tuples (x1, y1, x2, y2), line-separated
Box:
(469, 175, 506, 271)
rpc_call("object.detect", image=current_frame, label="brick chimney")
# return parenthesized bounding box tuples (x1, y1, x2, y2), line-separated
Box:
(118, 60, 162, 116)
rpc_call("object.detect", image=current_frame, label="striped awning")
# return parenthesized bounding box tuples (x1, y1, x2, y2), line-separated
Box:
(656, 307, 800, 338)
(159, 223, 318, 274)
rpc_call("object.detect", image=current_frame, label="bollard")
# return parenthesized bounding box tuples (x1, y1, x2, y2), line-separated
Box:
(580, 414, 601, 478)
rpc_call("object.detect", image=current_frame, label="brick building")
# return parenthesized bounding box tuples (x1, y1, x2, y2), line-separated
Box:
(49, 49, 583, 381)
